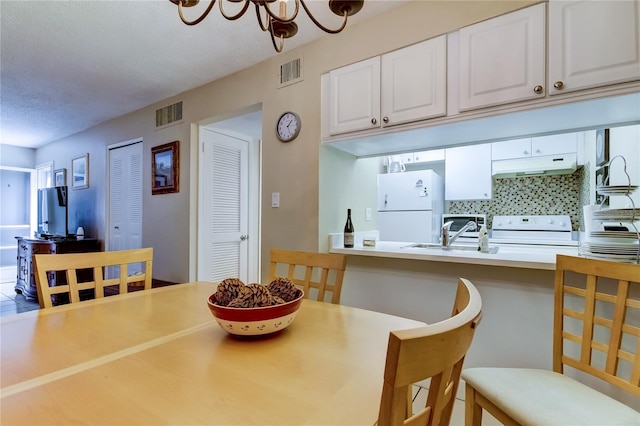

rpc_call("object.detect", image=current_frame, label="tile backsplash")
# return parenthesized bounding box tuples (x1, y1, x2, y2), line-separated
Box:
(447, 167, 586, 230)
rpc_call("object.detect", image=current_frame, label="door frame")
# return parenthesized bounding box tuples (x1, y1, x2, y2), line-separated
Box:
(190, 116, 261, 283)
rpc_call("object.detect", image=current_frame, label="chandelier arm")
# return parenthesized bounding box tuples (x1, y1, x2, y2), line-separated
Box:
(218, 0, 251, 21)
(263, 0, 299, 23)
(255, 2, 270, 32)
(268, 19, 285, 53)
(177, 0, 217, 26)
(299, 0, 348, 34)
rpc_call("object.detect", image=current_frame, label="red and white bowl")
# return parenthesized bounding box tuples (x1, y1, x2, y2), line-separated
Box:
(207, 289, 304, 336)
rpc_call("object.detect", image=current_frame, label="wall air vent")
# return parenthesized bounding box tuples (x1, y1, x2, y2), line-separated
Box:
(156, 101, 183, 128)
(278, 57, 303, 88)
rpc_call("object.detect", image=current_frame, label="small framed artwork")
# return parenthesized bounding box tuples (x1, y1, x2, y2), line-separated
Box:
(152, 140, 179, 195)
(71, 154, 89, 190)
(595, 128, 609, 166)
(54, 168, 66, 187)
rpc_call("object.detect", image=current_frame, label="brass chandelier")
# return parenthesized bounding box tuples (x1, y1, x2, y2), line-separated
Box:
(169, 0, 364, 52)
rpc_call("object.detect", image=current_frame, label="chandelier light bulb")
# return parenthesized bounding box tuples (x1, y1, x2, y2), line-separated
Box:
(169, 0, 364, 52)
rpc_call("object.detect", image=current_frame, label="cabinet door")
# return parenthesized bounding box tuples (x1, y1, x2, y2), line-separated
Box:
(491, 138, 532, 160)
(445, 144, 492, 200)
(328, 57, 381, 135)
(413, 149, 445, 163)
(381, 36, 447, 127)
(458, 3, 546, 111)
(548, 0, 640, 95)
(531, 133, 577, 156)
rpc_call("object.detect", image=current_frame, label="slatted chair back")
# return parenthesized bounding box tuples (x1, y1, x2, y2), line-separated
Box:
(33, 248, 153, 309)
(554, 254, 640, 397)
(377, 278, 483, 426)
(268, 248, 347, 304)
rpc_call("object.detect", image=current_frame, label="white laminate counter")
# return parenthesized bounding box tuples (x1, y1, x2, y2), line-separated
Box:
(330, 240, 579, 270)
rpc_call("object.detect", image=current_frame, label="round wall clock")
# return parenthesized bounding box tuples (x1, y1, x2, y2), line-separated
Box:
(276, 111, 301, 142)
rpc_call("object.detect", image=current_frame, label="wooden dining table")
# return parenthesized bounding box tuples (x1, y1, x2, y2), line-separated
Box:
(1, 281, 424, 425)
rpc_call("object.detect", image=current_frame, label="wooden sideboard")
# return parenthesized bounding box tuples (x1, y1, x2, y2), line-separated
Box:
(15, 237, 101, 302)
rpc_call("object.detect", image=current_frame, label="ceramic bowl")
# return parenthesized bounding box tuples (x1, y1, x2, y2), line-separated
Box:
(207, 289, 304, 336)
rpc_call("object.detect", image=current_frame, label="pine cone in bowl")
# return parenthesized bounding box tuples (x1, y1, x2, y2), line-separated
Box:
(214, 278, 247, 306)
(267, 277, 300, 302)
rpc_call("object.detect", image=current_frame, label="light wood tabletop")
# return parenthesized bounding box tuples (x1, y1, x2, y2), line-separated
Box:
(1, 282, 424, 425)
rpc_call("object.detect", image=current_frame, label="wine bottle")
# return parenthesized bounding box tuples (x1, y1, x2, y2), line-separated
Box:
(344, 208, 354, 248)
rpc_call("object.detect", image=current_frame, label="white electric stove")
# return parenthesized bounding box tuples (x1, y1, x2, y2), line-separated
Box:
(491, 215, 578, 246)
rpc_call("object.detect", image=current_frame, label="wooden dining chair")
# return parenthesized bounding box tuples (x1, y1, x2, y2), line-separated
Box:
(462, 255, 640, 425)
(268, 248, 347, 304)
(377, 278, 483, 426)
(33, 247, 153, 308)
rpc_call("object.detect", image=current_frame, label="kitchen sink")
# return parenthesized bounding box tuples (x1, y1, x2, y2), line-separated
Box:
(402, 243, 500, 254)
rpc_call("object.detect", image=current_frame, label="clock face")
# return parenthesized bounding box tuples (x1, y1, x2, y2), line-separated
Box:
(276, 112, 301, 142)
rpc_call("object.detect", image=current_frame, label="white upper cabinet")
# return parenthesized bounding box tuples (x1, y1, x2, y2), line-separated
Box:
(458, 3, 546, 111)
(548, 0, 640, 95)
(491, 138, 532, 161)
(328, 56, 381, 135)
(445, 144, 492, 200)
(328, 36, 447, 136)
(380, 35, 447, 127)
(492, 133, 578, 160)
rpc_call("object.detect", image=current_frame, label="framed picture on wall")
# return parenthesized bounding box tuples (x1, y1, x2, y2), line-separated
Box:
(595, 128, 609, 167)
(54, 168, 66, 187)
(152, 140, 179, 195)
(71, 154, 89, 190)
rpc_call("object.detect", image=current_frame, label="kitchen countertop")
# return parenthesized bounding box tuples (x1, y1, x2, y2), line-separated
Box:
(329, 238, 580, 270)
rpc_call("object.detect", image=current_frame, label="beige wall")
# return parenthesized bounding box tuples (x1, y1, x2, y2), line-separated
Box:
(34, 1, 538, 283)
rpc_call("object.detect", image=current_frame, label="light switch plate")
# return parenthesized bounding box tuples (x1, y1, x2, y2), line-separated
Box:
(365, 207, 372, 221)
(271, 192, 280, 208)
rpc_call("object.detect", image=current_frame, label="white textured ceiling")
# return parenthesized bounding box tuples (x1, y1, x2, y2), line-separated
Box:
(0, 0, 408, 149)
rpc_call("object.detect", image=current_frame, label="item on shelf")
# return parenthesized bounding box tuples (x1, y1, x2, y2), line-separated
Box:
(581, 155, 639, 264)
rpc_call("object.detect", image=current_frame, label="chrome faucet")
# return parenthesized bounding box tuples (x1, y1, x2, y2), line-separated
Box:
(441, 220, 477, 248)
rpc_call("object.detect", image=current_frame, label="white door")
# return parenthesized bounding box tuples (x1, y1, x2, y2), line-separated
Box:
(548, 0, 640, 95)
(329, 56, 381, 135)
(458, 3, 546, 110)
(108, 141, 143, 273)
(381, 35, 447, 126)
(199, 128, 251, 283)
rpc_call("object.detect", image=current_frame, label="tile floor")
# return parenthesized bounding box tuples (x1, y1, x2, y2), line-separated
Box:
(0, 280, 40, 317)
(412, 383, 500, 425)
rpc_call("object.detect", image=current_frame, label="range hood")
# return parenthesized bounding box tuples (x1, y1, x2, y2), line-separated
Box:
(492, 153, 577, 178)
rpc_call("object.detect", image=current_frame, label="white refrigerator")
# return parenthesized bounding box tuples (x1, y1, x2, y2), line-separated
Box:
(377, 170, 444, 243)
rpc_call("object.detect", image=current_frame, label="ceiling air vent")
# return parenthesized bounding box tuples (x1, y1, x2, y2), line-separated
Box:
(156, 101, 183, 128)
(278, 57, 303, 88)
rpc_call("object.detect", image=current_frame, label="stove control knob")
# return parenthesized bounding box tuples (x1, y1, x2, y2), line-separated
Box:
(548, 218, 554, 225)
(507, 219, 513, 224)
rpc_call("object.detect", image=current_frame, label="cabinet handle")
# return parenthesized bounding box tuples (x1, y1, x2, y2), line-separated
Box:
(533, 85, 543, 94)
(382, 116, 389, 124)
(523, 150, 529, 155)
(535, 149, 541, 154)
(553, 81, 564, 90)
(371, 118, 377, 125)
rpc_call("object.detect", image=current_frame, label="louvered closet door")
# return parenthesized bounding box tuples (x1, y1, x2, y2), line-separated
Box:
(108, 141, 143, 275)
(199, 129, 249, 282)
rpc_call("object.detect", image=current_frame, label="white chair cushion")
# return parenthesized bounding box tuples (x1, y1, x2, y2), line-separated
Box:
(462, 368, 640, 425)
